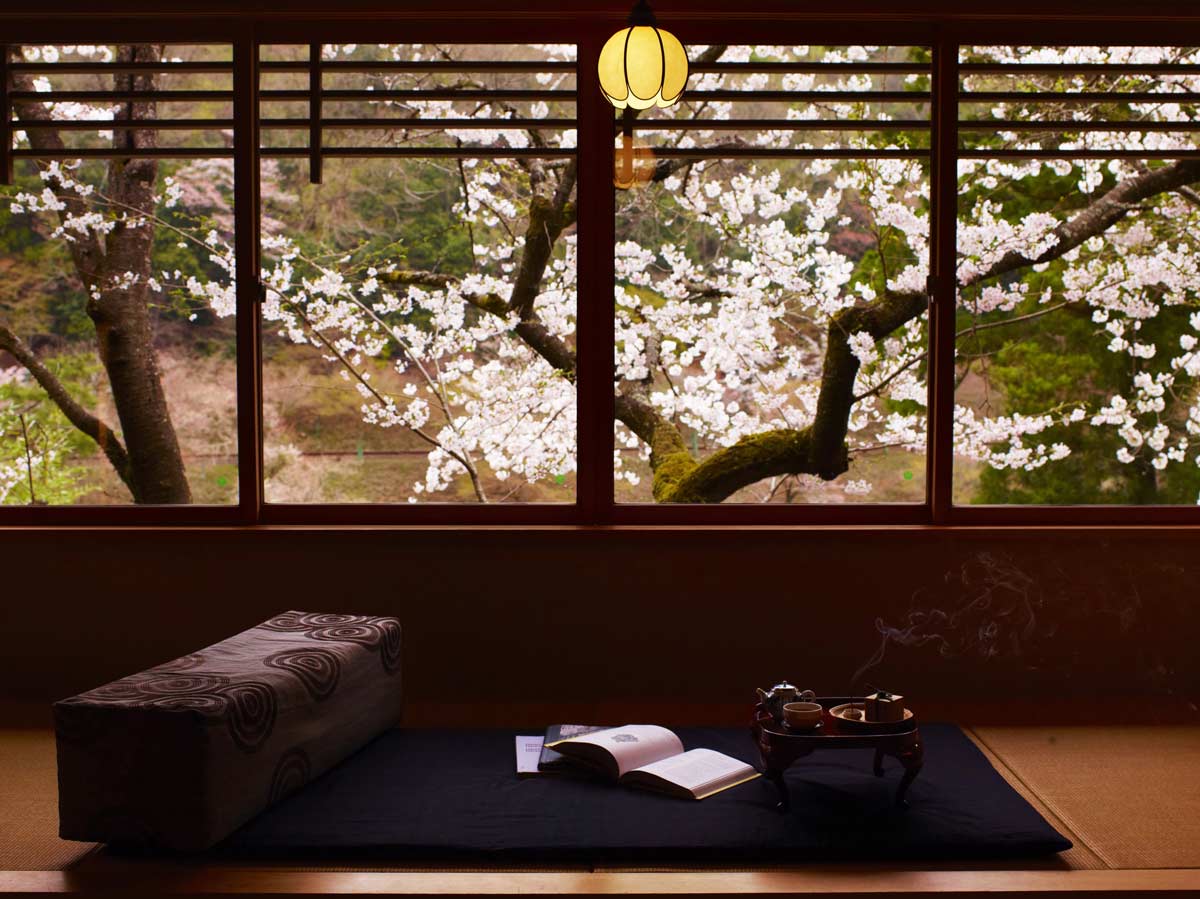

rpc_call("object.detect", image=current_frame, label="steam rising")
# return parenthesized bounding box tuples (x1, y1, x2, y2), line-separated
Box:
(851, 550, 1195, 713)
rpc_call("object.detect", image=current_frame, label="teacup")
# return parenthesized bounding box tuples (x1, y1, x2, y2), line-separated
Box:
(782, 701, 822, 730)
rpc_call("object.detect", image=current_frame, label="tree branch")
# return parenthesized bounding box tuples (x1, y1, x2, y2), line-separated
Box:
(973, 159, 1200, 286)
(378, 159, 581, 380)
(656, 428, 813, 503)
(378, 270, 458, 289)
(613, 386, 692, 500)
(509, 165, 577, 320)
(0, 321, 132, 490)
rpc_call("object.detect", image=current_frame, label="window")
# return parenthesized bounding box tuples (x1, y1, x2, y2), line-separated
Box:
(612, 45, 931, 506)
(1, 43, 238, 508)
(2, 16, 1199, 524)
(256, 43, 577, 505)
(954, 45, 1200, 508)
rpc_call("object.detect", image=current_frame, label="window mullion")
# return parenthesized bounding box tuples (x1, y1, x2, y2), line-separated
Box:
(928, 33, 959, 525)
(234, 28, 264, 525)
(576, 28, 616, 526)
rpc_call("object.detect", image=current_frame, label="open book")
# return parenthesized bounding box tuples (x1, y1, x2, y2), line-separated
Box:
(544, 724, 760, 800)
(538, 724, 611, 773)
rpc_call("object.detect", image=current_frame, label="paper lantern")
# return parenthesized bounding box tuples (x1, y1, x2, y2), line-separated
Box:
(598, 1, 689, 110)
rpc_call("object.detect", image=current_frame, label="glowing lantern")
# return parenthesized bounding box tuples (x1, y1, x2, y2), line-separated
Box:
(601, 1, 687, 189)
(598, 1, 689, 111)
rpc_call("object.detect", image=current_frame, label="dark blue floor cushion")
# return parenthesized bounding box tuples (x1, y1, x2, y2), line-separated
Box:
(217, 724, 1071, 862)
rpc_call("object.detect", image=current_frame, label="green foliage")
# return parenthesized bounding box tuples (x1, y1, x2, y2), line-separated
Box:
(289, 158, 475, 272)
(0, 353, 102, 505)
(964, 280, 1200, 505)
(0, 167, 91, 340)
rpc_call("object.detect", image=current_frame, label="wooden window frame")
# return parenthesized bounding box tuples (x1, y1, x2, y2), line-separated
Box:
(2, 4, 1200, 527)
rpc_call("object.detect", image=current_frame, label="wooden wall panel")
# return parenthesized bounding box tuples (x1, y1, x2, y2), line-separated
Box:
(1, 529, 1196, 722)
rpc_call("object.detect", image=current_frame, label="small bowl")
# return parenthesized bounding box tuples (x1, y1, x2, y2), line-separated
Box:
(782, 701, 823, 730)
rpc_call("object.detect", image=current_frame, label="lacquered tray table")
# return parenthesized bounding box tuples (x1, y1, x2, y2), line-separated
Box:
(752, 696, 924, 810)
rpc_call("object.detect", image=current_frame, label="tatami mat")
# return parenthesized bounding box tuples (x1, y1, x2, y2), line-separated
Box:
(0, 730, 97, 871)
(972, 726, 1200, 870)
(961, 727, 1105, 871)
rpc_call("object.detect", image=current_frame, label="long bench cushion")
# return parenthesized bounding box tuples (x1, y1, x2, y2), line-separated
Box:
(54, 611, 402, 851)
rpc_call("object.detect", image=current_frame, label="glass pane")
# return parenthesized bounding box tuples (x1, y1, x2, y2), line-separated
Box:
(614, 45, 931, 504)
(259, 44, 577, 504)
(954, 46, 1200, 505)
(1, 44, 237, 505)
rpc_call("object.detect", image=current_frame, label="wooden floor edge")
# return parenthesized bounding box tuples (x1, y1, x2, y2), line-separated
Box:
(2, 868, 1199, 897)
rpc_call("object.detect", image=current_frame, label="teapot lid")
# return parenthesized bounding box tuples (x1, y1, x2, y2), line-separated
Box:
(771, 679, 797, 692)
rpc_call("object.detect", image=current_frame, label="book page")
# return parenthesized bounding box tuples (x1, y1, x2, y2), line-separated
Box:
(556, 725, 683, 778)
(515, 735, 544, 775)
(539, 725, 611, 771)
(628, 748, 759, 798)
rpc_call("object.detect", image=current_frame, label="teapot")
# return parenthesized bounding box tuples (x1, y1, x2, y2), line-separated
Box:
(756, 680, 815, 721)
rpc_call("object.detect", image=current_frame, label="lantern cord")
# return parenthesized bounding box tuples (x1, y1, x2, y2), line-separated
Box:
(628, 0, 657, 26)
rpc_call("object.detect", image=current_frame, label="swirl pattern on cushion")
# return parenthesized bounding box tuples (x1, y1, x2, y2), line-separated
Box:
(219, 681, 277, 752)
(258, 612, 310, 632)
(268, 748, 312, 804)
(299, 613, 371, 628)
(80, 680, 154, 703)
(310, 624, 379, 649)
(302, 617, 400, 674)
(264, 648, 342, 701)
(253, 612, 400, 674)
(81, 672, 232, 709)
(140, 673, 233, 696)
(375, 618, 402, 674)
(145, 693, 227, 714)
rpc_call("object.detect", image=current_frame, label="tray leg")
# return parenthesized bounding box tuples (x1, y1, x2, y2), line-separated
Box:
(894, 732, 924, 808)
(766, 767, 790, 812)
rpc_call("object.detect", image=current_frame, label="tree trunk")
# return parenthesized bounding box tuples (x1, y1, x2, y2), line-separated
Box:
(92, 46, 191, 504)
(92, 232, 192, 505)
(9, 44, 192, 503)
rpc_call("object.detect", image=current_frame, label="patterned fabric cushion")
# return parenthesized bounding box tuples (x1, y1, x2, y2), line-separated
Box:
(54, 611, 402, 851)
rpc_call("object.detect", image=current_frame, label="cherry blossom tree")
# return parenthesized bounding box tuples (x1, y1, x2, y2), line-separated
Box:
(5, 42, 1200, 504)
